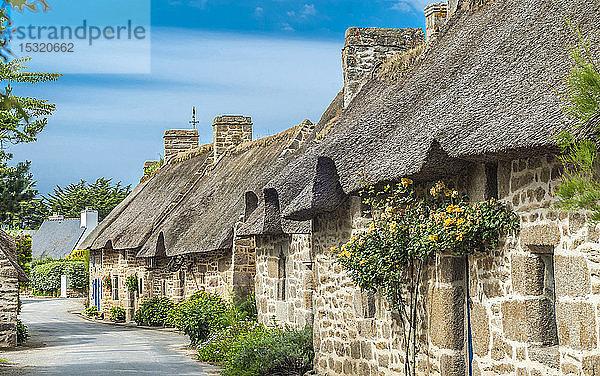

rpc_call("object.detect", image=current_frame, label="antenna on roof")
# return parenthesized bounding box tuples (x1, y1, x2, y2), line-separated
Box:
(189, 106, 199, 129)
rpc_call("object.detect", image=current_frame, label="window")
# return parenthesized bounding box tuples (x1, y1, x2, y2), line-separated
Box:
(92, 252, 95, 268)
(277, 247, 287, 301)
(147, 257, 157, 269)
(485, 162, 498, 200)
(120, 249, 127, 261)
(138, 277, 143, 295)
(112, 276, 119, 300)
(99, 251, 102, 268)
(162, 280, 167, 296)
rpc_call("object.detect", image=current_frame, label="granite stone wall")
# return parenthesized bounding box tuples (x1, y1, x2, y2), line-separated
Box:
(342, 27, 424, 108)
(0, 249, 19, 347)
(308, 154, 600, 376)
(255, 234, 313, 328)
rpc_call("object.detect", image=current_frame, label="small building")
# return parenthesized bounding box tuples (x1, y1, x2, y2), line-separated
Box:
(0, 230, 29, 348)
(32, 209, 99, 260)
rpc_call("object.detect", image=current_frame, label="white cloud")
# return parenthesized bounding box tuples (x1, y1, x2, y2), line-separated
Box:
(301, 4, 317, 17)
(390, 0, 430, 12)
(279, 22, 295, 32)
(253, 7, 264, 18)
(188, 0, 209, 9)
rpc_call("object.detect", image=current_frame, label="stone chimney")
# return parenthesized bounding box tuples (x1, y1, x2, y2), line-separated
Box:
(48, 213, 64, 220)
(163, 129, 199, 163)
(424, 2, 448, 40)
(80, 208, 98, 228)
(212, 115, 252, 163)
(342, 27, 425, 108)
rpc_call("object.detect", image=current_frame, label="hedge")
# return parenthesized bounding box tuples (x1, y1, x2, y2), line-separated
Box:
(30, 260, 88, 294)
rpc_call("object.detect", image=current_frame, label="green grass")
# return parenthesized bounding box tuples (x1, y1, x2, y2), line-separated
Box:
(0, 356, 9, 364)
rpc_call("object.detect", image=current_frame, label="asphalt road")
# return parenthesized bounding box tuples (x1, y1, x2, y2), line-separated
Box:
(1, 298, 220, 375)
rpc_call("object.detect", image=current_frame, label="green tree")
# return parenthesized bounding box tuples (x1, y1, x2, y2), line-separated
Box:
(15, 234, 32, 277)
(0, 161, 37, 225)
(555, 27, 600, 221)
(45, 178, 131, 221)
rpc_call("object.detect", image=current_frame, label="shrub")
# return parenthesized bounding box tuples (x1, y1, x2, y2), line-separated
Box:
(232, 292, 257, 322)
(85, 306, 99, 317)
(16, 319, 28, 344)
(168, 291, 229, 345)
(29, 259, 88, 294)
(197, 320, 261, 364)
(223, 325, 314, 376)
(109, 306, 126, 322)
(126, 273, 138, 292)
(134, 297, 173, 326)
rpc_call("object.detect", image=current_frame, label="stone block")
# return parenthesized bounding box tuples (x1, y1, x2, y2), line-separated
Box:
(437, 255, 465, 283)
(554, 255, 591, 297)
(520, 223, 560, 251)
(439, 353, 465, 376)
(497, 161, 511, 199)
(470, 302, 490, 357)
(511, 253, 546, 296)
(501, 297, 558, 344)
(430, 285, 465, 350)
(491, 331, 512, 361)
(556, 301, 597, 350)
(267, 258, 279, 278)
(528, 345, 559, 369)
(582, 354, 600, 376)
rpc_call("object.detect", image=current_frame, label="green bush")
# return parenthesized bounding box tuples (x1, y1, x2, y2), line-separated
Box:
(223, 325, 314, 376)
(29, 259, 88, 294)
(126, 273, 138, 292)
(134, 297, 173, 327)
(109, 306, 126, 322)
(16, 319, 28, 344)
(232, 292, 257, 322)
(168, 291, 229, 345)
(85, 306, 99, 317)
(197, 320, 261, 364)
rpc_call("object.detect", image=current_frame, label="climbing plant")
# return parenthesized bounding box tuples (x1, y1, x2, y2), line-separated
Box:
(332, 179, 519, 376)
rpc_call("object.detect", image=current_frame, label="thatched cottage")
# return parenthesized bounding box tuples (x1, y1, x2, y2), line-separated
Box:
(80, 115, 317, 319)
(0, 230, 28, 347)
(246, 1, 600, 375)
(81, 0, 600, 375)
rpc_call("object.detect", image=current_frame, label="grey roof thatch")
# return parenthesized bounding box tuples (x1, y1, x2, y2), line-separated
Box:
(0, 230, 29, 282)
(81, 146, 213, 251)
(271, 0, 600, 220)
(31, 218, 86, 259)
(139, 121, 317, 257)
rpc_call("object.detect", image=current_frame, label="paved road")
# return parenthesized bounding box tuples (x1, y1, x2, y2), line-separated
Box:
(1, 299, 220, 375)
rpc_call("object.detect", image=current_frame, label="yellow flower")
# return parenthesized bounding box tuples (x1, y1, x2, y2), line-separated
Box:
(451, 190, 459, 198)
(446, 205, 455, 214)
(456, 232, 464, 241)
(401, 178, 413, 187)
(444, 218, 454, 227)
(444, 189, 452, 197)
(389, 221, 398, 231)
(428, 234, 438, 242)
(457, 218, 466, 226)
(330, 246, 337, 253)
(359, 259, 367, 265)
(430, 186, 437, 196)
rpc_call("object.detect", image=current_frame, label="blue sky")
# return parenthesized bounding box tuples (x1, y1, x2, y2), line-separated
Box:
(9, 0, 426, 194)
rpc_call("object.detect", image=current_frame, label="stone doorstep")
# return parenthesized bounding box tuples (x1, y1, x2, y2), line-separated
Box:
(72, 310, 180, 334)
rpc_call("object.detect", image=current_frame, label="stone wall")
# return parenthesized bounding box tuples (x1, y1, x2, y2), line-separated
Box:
(308, 154, 600, 376)
(163, 129, 199, 163)
(255, 234, 313, 328)
(89, 232, 256, 320)
(424, 2, 448, 40)
(0, 250, 19, 347)
(342, 27, 424, 108)
(469, 155, 600, 376)
(212, 115, 252, 164)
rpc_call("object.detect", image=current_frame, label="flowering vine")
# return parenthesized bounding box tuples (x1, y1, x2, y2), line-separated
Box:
(331, 179, 519, 376)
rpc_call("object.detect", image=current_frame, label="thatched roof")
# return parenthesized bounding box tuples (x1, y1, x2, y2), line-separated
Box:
(80, 146, 213, 251)
(139, 122, 315, 257)
(271, 0, 599, 221)
(0, 230, 29, 282)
